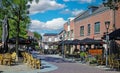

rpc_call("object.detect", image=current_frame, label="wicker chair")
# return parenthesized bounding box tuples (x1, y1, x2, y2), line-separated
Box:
(3, 53, 12, 65)
(112, 60, 120, 70)
(34, 59, 41, 69)
(0, 54, 3, 65)
(11, 52, 16, 64)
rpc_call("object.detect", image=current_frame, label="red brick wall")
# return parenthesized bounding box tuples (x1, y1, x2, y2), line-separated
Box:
(116, 5, 120, 29)
(64, 22, 68, 31)
(70, 20, 74, 30)
(74, 9, 115, 40)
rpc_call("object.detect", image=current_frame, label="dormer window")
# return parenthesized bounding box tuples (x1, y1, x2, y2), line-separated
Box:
(88, 6, 98, 14)
(89, 9, 92, 14)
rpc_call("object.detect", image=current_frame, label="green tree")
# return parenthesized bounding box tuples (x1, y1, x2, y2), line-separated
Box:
(103, 0, 120, 30)
(0, 24, 2, 39)
(0, 0, 39, 61)
(34, 32, 42, 40)
(33, 32, 42, 50)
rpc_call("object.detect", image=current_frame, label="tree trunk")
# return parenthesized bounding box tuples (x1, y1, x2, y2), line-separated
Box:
(2, 15, 9, 53)
(15, 11, 20, 62)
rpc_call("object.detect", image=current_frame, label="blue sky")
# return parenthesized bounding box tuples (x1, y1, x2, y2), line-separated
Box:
(29, 0, 103, 35)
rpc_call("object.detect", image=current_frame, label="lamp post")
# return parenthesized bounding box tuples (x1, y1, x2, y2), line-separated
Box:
(105, 21, 110, 66)
(60, 30, 66, 59)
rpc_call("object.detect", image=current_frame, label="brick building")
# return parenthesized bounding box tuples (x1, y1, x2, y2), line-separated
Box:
(64, 19, 75, 40)
(74, 5, 120, 40)
(62, 5, 120, 55)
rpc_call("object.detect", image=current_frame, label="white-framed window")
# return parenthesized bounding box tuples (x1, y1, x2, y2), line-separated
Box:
(48, 38, 52, 42)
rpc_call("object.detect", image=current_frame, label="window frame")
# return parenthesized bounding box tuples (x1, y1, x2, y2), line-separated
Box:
(94, 22, 100, 34)
(80, 26, 84, 36)
(87, 24, 91, 36)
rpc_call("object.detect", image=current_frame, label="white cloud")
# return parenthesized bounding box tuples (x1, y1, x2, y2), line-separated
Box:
(29, 18, 66, 33)
(61, 8, 84, 16)
(68, 17, 75, 21)
(60, 9, 71, 14)
(80, 0, 93, 3)
(29, 20, 44, 30)
(72, 9, 84, 16)
(63, 0, 94, 3)
(29, 0, 65, 14)
(45, 18, 66, 30)
(63, 0, 70, 2)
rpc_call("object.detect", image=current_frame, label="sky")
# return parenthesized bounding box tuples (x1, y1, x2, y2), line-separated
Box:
(29, 0, 103, 35)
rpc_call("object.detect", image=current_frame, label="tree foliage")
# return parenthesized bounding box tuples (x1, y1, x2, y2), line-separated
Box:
(0, 0, 39, 55)
(103, 0, 120, 10)
(34, 32, 42, 40)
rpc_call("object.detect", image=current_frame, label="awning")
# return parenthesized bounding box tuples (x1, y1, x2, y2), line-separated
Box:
(109, 28, 120, 40)
(8, 37, 30, 44)
(58, 38, 103, 45)
(71, 39, 81, 45)
(59, 39, 81, 45)
(80, 38, 104, 44)
(63, 40, 72, 45)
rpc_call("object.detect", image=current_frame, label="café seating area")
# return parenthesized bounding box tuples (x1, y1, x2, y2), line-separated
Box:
(21, 52, 41, 69)
(96, 54, 120, 70)
(0, 52, 16, 66)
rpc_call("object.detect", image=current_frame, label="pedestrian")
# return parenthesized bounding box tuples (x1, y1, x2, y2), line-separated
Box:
(80, 51, 86, 63)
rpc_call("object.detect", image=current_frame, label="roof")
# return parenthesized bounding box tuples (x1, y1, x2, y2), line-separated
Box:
(74, 5, 109, 22)
(43, 33, 58, 36)
(58, 30, 64, 35)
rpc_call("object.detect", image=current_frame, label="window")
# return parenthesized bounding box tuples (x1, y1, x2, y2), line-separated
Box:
(48, 38, 51, 42)
(55, 38, 58, 41)
(88, 24, 91, 35)
(80, 26, 84, 36)
(94, 22, 100, 34)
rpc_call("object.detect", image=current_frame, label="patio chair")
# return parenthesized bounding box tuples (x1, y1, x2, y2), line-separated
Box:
(21, 52, 27, 63)
(3, 53, 12, 65)
(34, 59, 41, 69)
(108, 55, 114, 68)
(0, 54, 3, 65)
(11, 52, 16, 64)
(97, 55, 105, 65)
(29, 55, 35, 68)
(112, 60, 120, 70)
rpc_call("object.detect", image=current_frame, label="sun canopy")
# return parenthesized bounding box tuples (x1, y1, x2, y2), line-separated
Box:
(58, 38, 103, 45)
(80, 38, 103, 44)
(8, 37, 30, 44)
(109, 28, 120, 40)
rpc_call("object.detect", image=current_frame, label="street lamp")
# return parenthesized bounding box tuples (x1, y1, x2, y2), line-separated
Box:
(105, 21, 110, 67)
(60, 30, 66, 59)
